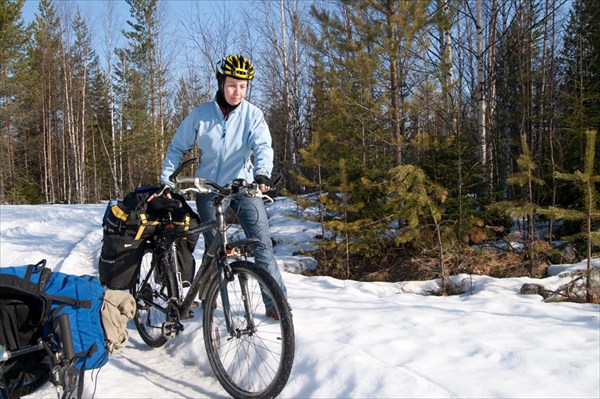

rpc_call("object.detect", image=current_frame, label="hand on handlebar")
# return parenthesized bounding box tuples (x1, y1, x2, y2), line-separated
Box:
(254, 175, 272, 193)
(146, 184, 172, 202)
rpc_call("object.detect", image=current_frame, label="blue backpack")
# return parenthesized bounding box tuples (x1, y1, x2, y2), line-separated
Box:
(0, 260, 108, 397)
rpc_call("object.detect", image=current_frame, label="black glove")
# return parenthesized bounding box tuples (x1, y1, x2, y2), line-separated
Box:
(254, 175, 272, 187)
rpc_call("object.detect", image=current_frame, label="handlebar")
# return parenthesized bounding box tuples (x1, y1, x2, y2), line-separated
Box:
(177, 176, 273, 203)
(166, 158, 276, 203)
(169, 157, 197, 183)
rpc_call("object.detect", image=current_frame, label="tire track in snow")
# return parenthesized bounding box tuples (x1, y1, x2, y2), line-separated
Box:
(55, 227, 103, 276)
(0, 204, 105, 274)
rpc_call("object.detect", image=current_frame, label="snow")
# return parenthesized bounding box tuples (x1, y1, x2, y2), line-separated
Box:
(1, 199, 599, 399)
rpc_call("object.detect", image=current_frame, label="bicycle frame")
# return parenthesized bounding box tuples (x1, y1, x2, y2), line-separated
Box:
(132, 158, 295, 399)
(138, 190, 260, 337)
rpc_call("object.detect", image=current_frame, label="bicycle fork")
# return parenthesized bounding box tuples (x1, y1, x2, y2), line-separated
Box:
(217, 261, 257, 339)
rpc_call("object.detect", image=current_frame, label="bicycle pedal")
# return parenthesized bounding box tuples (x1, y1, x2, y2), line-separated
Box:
(191, 301, 199, 308)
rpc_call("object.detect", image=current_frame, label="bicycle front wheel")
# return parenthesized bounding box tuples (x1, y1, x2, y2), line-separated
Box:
(131, 249, 169, 348)
(203, 261, 295, 399)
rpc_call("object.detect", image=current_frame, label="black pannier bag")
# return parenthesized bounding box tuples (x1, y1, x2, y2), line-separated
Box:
(146, 191, 201, 283)
(99, 187, 158, 290)
(167, 196, 201, 283)
(99, 187, 200, 289)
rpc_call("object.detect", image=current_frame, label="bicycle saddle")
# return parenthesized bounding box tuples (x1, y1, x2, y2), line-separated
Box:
(149, 197, 182, 211)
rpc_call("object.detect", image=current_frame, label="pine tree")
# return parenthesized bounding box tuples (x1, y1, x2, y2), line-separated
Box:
(560, 0, 600, 134)
(87, 63, 112, 201)
(386, 164, 454, 293)
(543, 130, 600, 302)
(121, 0, 169, 185)
(0, 0, 27, 203)
(558, 0, 600, 187)
(503, 135, 546, 276)
(26, 0, 63, 203)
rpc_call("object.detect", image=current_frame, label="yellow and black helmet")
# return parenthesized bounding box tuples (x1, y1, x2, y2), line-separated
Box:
(216, 54, 255, 81)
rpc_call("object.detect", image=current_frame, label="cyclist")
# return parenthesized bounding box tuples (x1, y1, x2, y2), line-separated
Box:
(159, 54, 289, 319)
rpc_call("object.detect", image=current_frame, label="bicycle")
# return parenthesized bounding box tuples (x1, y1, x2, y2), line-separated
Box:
(130, 158, 295, 399)
(1, 312, 78, 399)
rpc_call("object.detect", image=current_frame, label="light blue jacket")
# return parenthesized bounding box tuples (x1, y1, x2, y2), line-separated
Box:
(160, 97, 274, 187)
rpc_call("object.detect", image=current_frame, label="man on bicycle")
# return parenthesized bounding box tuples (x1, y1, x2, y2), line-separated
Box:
(159, 54, 289, 319)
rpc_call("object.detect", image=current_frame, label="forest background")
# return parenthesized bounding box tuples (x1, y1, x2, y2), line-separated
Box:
(1, 0, 599, 290)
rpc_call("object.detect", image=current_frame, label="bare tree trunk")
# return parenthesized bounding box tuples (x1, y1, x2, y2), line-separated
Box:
(384, 1, 402, 166)
(290, 0, 301, 169)
(79, 52, 89, 203)
(103, 1, 122, 198)
(547, 0, 558, 241)
(440, 0, 456, 136)
(1, 65, 15, 202)
(279, 0, 294, 175)
(42, 63, 55, 203)
(476, 0, 487, 169)
(91, 126, 99, 202)
(487, 0, 498, 195)
(157, 34, 166, 158)
(61, 39, 76, 204)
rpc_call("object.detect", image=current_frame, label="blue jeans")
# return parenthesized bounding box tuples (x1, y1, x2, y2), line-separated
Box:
(196, 193, 289, 310)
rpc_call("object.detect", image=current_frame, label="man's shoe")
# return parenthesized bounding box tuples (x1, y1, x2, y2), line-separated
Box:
(266, 308, 279, 320)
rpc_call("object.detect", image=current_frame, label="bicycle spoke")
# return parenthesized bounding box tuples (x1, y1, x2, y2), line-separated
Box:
(203, 261, 294, 399)
(132, 251, 169, 348)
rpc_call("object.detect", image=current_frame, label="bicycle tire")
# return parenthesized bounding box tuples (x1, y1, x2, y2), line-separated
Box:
(131, 249, 169, 348)
(5, 373, 47, 398)
(203, 261, 295, 399)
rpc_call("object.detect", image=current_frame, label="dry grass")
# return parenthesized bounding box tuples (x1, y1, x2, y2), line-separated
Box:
(306, 242, 599, 302)
(309, 246, 547, 281)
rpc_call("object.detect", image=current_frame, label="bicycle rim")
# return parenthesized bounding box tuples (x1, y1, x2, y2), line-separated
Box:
(131, 250, 169, 348)
(203, 261, 295, 399)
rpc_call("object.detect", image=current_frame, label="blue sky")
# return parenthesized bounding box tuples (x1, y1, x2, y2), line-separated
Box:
(19, 0, 254, 28)
(19, 0, 257, 88)
(20, 0, 250, 24)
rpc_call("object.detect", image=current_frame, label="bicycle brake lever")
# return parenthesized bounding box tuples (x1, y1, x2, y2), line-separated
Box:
(272, 174, 282, 188)
(262, 195, 275, 204)
(247, 183, 274, 203)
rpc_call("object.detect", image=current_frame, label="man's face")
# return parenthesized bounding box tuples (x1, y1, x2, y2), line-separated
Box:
(223, 77, 248, 106)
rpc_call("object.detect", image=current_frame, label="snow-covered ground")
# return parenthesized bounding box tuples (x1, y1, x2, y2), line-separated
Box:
(1, 198, 598, 398)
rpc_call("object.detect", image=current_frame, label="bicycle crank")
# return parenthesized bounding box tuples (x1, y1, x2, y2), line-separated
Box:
(161, 321, 183, 339)
(162, 302, 184, 338)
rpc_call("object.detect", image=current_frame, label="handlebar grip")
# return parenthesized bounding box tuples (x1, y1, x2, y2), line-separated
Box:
(175, 176, 197, 184)
(55, 313, 75, 360)
(169, 158, 197, 182)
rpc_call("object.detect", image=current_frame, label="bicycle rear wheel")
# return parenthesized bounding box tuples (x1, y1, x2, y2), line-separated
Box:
(203, 260, 295, 399)
(131, 249, 169, 348)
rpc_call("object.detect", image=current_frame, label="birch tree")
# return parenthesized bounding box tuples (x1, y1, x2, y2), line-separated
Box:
(31, 0, 62, 203)
(255, 0, 308, 189)
(100, 0, 124, 198)
(64, 9, 94, 202)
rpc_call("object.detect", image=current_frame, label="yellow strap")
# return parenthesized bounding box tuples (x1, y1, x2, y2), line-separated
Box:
(111, 205, 128, 222)
(173, 215, 190, 230)
(134, 213, 159, 240)
(171, 215, 191, 240)
(134, 214, 147, 240)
